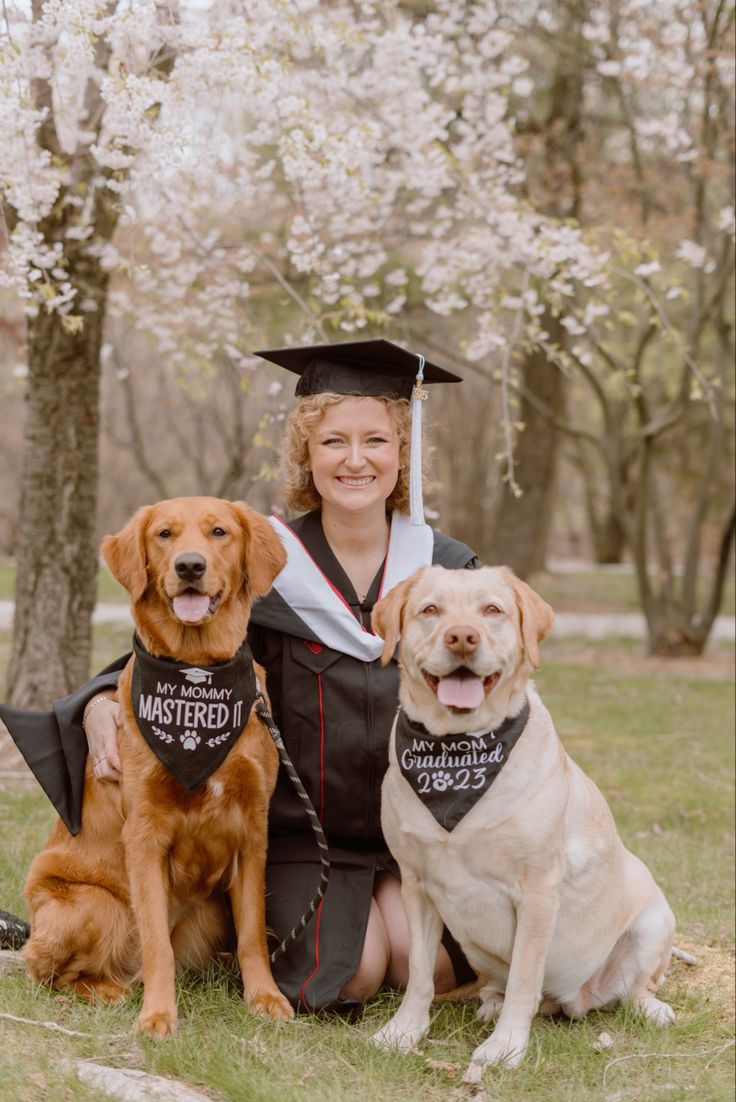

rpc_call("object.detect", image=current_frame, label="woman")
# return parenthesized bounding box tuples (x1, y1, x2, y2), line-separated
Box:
(3, 339, 478, 1011)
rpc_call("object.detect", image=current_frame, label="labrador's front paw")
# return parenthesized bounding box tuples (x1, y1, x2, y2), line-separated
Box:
(464, 1027, 529, 1076)
(371, 1014, 429, 1051)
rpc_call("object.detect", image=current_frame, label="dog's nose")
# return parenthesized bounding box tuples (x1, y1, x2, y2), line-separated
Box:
(175, 553, 207, 582)
(444, 625, 479, 657)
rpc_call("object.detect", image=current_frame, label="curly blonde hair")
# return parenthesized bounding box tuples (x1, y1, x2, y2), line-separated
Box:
(281, 393, 412, 514)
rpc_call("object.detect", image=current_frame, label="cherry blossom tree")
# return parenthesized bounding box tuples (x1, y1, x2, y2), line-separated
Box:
(3, 0, 728, 705)
(1, 0, 606, 705)
(497, 0, 735, 654)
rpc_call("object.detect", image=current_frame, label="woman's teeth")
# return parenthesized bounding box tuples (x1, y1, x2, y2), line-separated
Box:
(339, 477, 374, 486)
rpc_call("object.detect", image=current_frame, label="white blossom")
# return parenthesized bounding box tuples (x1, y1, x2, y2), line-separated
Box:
(676, 240, 708, 270)
(634, 261, 661, 278)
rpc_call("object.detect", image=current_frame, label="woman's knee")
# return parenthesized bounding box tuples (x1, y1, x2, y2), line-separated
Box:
(374, 874, 410, 988)
(339, 898, 389, 1001)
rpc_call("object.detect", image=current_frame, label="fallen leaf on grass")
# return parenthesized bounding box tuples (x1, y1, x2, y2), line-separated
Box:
(242, 1027, 270, 1061)
(592, 1031, 614, 1050)
(425, 1057, 463, 1076)
(449, 1076, 500, 1102)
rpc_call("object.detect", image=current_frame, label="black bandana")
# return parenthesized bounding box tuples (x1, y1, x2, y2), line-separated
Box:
(395, 701, 530, 831)
(131, 635, 257, 788)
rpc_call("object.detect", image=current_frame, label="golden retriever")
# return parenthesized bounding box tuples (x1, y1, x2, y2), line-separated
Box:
(370, 565, 675, 1076)
(22, 497, 294, 1036)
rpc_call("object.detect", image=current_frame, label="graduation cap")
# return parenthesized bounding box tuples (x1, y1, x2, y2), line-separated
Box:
(254, 339, 462, 524)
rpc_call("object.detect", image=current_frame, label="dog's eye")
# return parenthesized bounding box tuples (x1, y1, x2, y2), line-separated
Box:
(484, 604, 503, 615)
(420, 603, 440, 616)
(158, 528, 172, 539)
(211, 527, 227, 537)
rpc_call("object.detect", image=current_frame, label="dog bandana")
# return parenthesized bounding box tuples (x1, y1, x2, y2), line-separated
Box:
(394, 701, 530, 831)
(131, 635, 257, 788)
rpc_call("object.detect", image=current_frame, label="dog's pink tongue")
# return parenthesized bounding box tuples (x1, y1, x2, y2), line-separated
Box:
(437, 672, 485, 709)
(172, 594, 210, 623)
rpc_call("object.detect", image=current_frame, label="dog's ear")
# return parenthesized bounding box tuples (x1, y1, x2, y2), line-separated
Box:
(232, 504, 287, 597)
(100, 506, 153, 603)
(372, 568, 426, 666)
(503, 568, 554, 668)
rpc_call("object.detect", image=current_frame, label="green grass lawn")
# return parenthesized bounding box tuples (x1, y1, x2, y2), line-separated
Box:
(529, 567, 736, 616)
(0, 630, 733, 1101)
(0, 560, 127, 604)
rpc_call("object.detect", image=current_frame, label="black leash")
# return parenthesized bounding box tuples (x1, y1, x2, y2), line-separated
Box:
(255, 691, 331, 963)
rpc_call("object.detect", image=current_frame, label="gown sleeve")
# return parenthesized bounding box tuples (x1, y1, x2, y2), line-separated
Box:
(0, 653, 129, 836)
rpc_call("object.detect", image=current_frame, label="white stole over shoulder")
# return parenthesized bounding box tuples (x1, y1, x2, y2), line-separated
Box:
(267, 513, 433, 661)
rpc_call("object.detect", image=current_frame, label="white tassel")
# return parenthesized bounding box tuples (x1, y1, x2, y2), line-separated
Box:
(409, 354, 426, 526)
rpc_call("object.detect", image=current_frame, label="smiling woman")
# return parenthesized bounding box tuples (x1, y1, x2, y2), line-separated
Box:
(284, 396, 406, 602)
(281, 391, 412, 516)
(243, 340, 478, 1009)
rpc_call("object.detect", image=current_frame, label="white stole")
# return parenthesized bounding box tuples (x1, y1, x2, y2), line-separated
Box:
(268, 513, 433, 661)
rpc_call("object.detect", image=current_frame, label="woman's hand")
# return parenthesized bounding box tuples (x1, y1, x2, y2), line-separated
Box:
(83, 693, 122, 782)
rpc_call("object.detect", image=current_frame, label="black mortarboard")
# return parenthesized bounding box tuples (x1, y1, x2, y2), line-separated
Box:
(255, 338, 462, 525)
(254, 339, 461, 400)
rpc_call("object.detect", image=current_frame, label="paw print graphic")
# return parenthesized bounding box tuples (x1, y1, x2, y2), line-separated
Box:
(432, 771, 453, 792)
(180, 730, 200, 751)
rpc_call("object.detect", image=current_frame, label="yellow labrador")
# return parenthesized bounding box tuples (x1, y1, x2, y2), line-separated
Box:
(371, 566, 675, 1076)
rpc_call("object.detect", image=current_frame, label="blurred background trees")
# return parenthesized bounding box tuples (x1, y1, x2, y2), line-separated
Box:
(0, 0, 733, 704)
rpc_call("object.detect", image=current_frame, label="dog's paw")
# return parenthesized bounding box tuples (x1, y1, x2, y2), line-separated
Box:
(639, 995, 676, 1027)
(73, 976, 128, 1005)
(477, 986, 504, 1022)
(371, 1015, 428, 1051)
(135, 1007, 178, 1038)
(246, 988, 295, 1021)
(467, 1028, 529, 1071)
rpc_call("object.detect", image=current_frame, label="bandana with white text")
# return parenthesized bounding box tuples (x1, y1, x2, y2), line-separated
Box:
(395, 701, 530, 831)
(131, 635, 257, 788)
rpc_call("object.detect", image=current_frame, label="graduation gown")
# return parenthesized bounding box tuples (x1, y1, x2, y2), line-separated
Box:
(250, 511, 476, 1009)
(0, 509, 476, 1010)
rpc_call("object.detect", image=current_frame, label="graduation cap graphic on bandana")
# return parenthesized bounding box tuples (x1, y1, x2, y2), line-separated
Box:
(181, 667, 214, 685)
(255, 338, 463, 525)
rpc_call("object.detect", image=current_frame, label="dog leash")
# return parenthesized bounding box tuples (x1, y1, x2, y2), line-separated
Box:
(254, 691, 331, 963)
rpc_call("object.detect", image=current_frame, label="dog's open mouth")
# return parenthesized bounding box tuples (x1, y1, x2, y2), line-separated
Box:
(170, 589, 222, 624)
(422, 666, 500, 713)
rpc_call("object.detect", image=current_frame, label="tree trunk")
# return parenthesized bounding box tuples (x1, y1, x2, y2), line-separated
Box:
(485, 324, 566, 577)
(486, 1, 586, 577)
(6, 260, 108, 708)
(645, 612, 708, 658)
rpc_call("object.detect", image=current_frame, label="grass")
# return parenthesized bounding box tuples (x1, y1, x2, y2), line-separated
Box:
(529, 568, 735, 616)
(0, 631, 734, 1101)
(0, 560, 127, 604)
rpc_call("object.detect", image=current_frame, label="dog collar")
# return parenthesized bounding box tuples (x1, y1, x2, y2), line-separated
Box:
(394, 701, 530, 831)
(131, 634, 257, 788)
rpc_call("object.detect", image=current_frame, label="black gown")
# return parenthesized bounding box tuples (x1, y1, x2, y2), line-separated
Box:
(0, 510, 476, 1010)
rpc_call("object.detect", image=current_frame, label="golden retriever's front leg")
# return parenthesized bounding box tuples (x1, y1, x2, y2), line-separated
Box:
(229, 836, 294, 1022)
(464, 887, 560, 1078)
(124, 824, 178, 1038)
(371, 870, 443, 1051)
